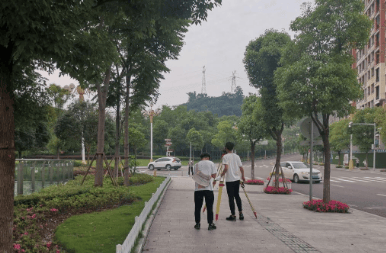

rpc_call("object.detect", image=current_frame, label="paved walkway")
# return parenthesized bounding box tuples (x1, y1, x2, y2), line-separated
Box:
(142, 176, 386, 253)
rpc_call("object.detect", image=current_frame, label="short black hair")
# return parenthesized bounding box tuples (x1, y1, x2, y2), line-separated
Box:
(225, 142, 234, 151)
(200, 153, 211, 159)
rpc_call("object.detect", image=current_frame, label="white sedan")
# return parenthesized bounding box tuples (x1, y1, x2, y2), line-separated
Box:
(148, 157, 181, 170)
(280, 161, 323, 183)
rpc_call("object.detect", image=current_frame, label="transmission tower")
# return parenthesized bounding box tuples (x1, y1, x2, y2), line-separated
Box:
(231, 71, 237, 93)
(201, 66, 207, 94)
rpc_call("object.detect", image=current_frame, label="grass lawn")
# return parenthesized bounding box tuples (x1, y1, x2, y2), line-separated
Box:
(55, 176, 165, 253)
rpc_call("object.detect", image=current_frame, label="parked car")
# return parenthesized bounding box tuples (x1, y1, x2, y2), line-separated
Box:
(279, 161, 323, 183)
(148, 157, 181, 170)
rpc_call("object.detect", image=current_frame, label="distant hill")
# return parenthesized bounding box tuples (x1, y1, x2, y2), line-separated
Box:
(183, 86, 244, 117)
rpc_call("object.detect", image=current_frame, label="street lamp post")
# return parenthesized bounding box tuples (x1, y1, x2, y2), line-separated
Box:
(143, 105, 160, 162)
(349, 122, 376, 171)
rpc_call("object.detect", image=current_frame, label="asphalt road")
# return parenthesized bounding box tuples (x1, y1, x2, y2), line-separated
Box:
(137, 154, 386, 218)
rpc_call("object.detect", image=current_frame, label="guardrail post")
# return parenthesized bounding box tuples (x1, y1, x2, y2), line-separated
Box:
(31, 161, 36, 193)
(49, 161, 53, 185)
(116, 244, 122, 253)
(17, 161, 23, 195)
(41, 161, 46, 189)
(62, 162, 65, 183)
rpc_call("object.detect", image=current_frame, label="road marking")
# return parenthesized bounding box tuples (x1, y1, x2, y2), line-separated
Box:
(376, 194, 386, 197)
(332, 178, 355, 182)
(331, 184, 344, 188)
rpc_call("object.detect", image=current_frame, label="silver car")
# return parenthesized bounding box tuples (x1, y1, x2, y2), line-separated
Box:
(148, 157, 181, 170)
(280, 161, 323, 183)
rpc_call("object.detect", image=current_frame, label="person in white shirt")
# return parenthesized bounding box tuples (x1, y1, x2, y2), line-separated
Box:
(193, 153, 217, 230)
(220, 142, 246, 221)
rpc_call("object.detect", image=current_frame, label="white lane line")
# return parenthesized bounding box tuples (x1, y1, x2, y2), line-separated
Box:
(376, 194, 386, 197)
(331, 178, 356, 183)
(339, 177, 369, 182)
(363, 177, 386, 182)
(330, 180, 339, 182)
(331, 184, 344, 188)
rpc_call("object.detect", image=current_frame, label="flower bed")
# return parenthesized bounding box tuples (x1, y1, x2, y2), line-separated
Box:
(303, 199, 349, 213)
(244, 179, 264, 185)
(263, 186, 292, 194)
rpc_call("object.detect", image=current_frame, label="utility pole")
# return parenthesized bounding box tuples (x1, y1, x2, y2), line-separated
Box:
(201, 66, 207, 94)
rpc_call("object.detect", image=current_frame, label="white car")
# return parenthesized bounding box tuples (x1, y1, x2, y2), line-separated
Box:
(148, 157, 181, 170)
(280, 161, 323, 183)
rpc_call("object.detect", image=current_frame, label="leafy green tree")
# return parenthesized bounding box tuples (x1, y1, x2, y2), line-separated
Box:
(187, 128, 204, 163)
(243, 29, 291, 186)
(238, 95, 266, 179)
(329, 119, 351, 166)
(351, 108, 377, 168)
(275, 0, 371, 202)
(211, 120, 239, 149)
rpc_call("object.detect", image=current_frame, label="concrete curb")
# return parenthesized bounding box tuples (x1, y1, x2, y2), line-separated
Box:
(133, 177, 172, 253)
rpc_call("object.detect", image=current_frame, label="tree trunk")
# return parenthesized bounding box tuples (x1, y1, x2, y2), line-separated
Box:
(94, 67, 111, 187)
(123, 73, 131, 186)
(274, 132, 282, 188)
(0, 82, 16, 253)
(114, 100, 120, 178)
(251, 141, 255, 180)
(57, 147, 60, 159)
(337, 151, 341, 166)
(322, 132, 331, 203)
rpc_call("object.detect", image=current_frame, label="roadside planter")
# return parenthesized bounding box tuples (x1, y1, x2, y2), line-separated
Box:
(264, 186, 292, 194)
(245, 179, 264, 185)
(303, 199, 349, 213)
(265, 177, 291, 189)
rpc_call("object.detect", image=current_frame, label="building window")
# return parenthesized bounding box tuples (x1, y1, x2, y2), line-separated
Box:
(368, 86, 371, 95)
(376, 68, 380, 82)
(376, 85, 380, 100)
(371, 83, 375, 94)
(372, 67, 375, 76)
(376, 51, 380, 64)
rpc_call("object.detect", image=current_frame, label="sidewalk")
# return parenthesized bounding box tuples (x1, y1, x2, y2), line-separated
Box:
(142, 176, 386, 253)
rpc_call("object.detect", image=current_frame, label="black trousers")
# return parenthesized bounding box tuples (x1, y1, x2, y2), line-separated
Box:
(188, 166, 194, 175)
(226, 180, 242, 216)
(194, 190, 214, 224)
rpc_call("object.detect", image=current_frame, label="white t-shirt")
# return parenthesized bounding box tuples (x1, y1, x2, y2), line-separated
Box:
(222, 152, 242, 182)
(194, 160, 217, 191)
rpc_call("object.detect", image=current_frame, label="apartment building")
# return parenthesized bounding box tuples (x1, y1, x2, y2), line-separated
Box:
(354, 0, 386, 109)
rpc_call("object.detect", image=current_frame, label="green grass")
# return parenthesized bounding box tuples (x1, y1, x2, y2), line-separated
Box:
(55, 176, 165, 253)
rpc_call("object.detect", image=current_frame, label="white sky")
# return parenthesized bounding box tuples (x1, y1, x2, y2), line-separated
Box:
(41, 0, 313, 109)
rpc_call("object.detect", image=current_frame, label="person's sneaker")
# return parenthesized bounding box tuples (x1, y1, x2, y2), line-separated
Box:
(194, 223, 200, 230)
(239, 213, 244, 220)
(226, 215, 236, 221)
(208, 223, 217, 230)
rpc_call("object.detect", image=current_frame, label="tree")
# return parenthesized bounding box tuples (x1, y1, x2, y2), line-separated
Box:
(238, 95, 266, 179)
(275, 0, 371, 202)
(351, 108, 378, 169)
(211, 120, 239, 149)
(187, 128, 204, 163)
(128, 125, 147, 172)
(329, 119, 351, 166)
(243, 29, 292, 187)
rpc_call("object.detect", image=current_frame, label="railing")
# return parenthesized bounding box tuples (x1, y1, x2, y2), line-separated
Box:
(116, 176, 171, 253)
(15, 159, 74, 196)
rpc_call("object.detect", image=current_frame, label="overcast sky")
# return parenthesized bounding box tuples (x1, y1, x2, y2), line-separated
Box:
(41, 0, 314, 109)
